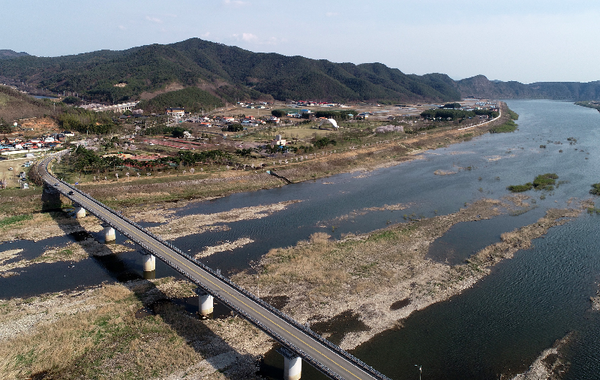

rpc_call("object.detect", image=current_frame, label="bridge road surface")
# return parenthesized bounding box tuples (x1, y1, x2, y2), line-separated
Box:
(38, 155, 391, 380)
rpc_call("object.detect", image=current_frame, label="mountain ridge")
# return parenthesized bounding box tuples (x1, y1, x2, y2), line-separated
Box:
(1, 38, 599, 104)
(0, 49, 29, 60)
(0, 38, 461, 104)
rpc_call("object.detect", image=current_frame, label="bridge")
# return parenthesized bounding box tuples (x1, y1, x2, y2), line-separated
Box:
(37, 153, 391, 380)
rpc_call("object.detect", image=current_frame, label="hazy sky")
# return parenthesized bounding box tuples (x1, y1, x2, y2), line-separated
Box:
(3, 0, 600, 83)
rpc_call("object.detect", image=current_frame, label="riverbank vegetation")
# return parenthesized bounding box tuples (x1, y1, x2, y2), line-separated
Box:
(508, 173, 558, 193)
(0, 102, 515, 215)
(490, 119, 518, 133)
(420, 108, 498, 121)
(575, 101, 600, 112)
(490, 109, 518, 133)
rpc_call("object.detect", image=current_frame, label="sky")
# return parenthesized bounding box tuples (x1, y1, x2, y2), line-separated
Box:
(3, 0, 600, 84)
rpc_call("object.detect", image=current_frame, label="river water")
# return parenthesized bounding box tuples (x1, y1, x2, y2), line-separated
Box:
(350, 100, 600, 380)
(2, 100, 600, 379)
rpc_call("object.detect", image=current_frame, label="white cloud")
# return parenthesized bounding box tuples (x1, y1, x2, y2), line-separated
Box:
(145, 16, 163, 24)
(223, 0, 248, 7)
(325, 12, 338, 17)
(118, 25, 126, 31)
(232, 33, 284, 46)
(233, 33, 258, 42)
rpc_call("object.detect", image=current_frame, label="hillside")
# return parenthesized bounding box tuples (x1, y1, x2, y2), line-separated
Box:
(0, 50, 29, 60)
(458, 75, 600, 100)
(0, 38, 460, 104)
(2, 39, 599, 105)
(0, 86, 55, 126)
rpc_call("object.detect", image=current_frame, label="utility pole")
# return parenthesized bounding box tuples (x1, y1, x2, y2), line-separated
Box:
(415, 364, 422, 380)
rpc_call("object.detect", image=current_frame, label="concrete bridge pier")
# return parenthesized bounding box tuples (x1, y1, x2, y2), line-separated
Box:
(143, 253, 156, 272)
(104, 227, 116, 243)
(196, 288, 214, 318)
(279, 347, 302, 380)
(41, 184, 62, 211)
(75, 206, 87, 219)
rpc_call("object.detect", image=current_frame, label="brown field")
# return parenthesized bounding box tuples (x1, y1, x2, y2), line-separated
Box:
(0, 157, 30, 189)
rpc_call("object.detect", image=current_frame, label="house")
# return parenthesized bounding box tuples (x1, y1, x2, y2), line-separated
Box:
(166, 108, 185, 118)
(272, 135, 287, 146)
(241, 120, 257, 127)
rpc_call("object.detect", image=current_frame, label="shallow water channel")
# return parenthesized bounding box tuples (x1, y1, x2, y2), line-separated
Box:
(2, 100, 600, 379)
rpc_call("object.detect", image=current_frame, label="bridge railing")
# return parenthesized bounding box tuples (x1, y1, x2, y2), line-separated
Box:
(40, 153, 391, 380)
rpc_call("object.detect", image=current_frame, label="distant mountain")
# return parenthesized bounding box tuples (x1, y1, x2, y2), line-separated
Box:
(0, 38, 461, 105)
(0, 50, 29, 60)
(1, 40, 599, 106)
(458, 75, 600, 101)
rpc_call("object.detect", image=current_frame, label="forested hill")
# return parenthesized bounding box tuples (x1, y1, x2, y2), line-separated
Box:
(458, 75, 600, 101)
(2, 39, 598, 105)
(0, 38, 460, 104)
(0, 50, 29, 60)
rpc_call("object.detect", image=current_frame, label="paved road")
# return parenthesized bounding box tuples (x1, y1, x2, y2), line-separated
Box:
(38, 155, 391, 380)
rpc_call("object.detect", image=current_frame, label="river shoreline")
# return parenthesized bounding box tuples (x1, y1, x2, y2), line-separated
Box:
(3, 101, 576, 379)
(232, 198, 589, 353)
(0, 194, 588, 379)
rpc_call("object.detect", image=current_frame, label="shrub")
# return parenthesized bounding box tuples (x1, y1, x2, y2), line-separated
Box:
(533, 173, 558, 190)
(590, 183, 600, 195)
(490, 120, 517, 133)
(507, 183, 533, 193)
(507, 173, 559, 193)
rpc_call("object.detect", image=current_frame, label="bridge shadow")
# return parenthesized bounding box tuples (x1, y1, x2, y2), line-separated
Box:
(40, 186, 262, 378)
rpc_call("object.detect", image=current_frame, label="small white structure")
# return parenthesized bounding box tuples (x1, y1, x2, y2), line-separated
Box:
(318, 118, 339, 130)
(166, 108, 185, 118)
(104, 227, 116, 243)
(75, 206, 86, 219)
(279, 347, 302, 380)
(143, 254, 156, 272)
(196, 288, 214, 317)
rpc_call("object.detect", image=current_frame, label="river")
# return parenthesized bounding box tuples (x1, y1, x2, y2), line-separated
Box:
(349, 100, 600, 380)
(2, 99, 600, 379)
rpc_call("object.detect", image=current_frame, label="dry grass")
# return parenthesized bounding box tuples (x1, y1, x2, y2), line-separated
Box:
(236, 199, 504, 302)
(0, 188, 45, 219)
(78, 172, 282, 209)
(149, 200, 301, 241)
(233, 198, 586, 350)
(0, 279, 269, 380)
(0, 211, 104, 243)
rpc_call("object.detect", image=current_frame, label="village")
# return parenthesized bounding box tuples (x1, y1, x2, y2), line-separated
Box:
(0, 97, 501, 192)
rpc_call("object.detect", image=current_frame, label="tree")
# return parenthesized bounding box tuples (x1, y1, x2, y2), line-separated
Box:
(62, 96, 81, 105)
(443, 103, 461, 109)
(172, 127, 186, 138)
(223, 124, 243, 132)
